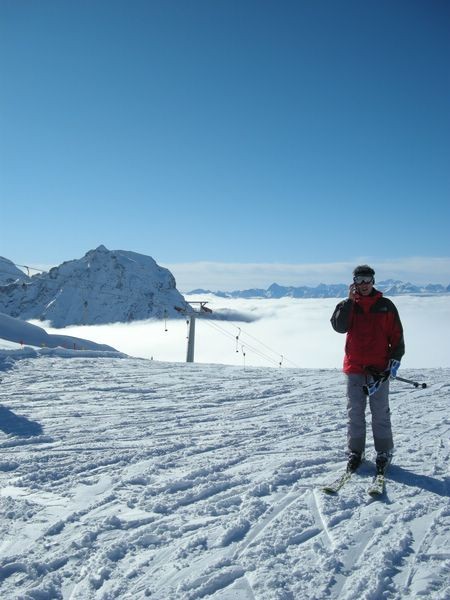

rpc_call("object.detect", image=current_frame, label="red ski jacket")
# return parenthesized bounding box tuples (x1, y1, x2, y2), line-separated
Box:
(331, 289, 405, 375)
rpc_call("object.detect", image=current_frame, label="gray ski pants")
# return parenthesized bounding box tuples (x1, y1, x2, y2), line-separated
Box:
(346, 373, 394, 454)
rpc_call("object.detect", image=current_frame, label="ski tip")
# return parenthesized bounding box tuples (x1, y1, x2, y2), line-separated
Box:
(368, 477, 385, 497)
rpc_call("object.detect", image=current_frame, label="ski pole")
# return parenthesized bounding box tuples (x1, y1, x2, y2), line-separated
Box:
(393, 375, 427, 389)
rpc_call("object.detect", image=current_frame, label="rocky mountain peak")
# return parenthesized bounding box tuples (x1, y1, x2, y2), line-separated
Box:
(0, 247, 188, 327)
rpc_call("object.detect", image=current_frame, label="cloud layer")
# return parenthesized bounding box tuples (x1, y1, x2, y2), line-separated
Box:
(36, 295, 450, 370)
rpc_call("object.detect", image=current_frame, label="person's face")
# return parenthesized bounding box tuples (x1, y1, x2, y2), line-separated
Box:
(353, 275, 374, 296)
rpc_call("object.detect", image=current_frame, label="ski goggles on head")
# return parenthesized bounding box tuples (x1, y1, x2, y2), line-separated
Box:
(353, 275, 374, 284)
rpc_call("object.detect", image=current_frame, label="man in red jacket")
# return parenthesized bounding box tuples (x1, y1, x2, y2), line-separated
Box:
(331, 265, 405, 473)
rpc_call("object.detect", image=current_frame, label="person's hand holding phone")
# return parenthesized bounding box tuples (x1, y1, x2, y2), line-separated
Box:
(348, 283, 357, 299)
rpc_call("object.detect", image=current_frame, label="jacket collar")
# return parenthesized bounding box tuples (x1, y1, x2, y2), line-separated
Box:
(355, 288, 383, 308)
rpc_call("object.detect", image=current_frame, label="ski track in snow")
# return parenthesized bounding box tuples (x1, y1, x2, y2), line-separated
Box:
(0, 354, 449, 599)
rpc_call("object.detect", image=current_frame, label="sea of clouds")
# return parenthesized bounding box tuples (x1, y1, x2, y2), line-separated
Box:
(35, 295, 450, 370)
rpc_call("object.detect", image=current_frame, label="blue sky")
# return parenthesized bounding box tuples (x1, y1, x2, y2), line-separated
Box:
(1, 0, 450, 288)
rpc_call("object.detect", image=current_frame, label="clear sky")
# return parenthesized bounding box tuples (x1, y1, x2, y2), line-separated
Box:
(1, 0, 450, 288)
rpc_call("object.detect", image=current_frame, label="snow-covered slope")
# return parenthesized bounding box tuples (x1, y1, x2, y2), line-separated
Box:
(0, 348, 448, 599)
(0, 312, 119, 353)
(0, 246, 189, 327)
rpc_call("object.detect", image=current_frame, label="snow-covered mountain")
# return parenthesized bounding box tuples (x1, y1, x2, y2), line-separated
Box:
(190, 279, 450, 299)
(0, 256, 30, 286)
(0, 246, 189, 327)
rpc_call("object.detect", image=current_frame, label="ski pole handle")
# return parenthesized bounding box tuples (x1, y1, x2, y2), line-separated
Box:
(394, 375, 427, 389)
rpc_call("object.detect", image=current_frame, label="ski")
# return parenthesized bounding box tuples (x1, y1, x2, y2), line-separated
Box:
(368, 455, 391, 497)
(322, 469, 353, 494)
(368, 473, 385, 496)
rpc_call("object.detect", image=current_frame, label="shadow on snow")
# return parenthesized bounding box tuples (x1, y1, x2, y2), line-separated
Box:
(389, 464, 450, 498)
(0, 405, 43, 437)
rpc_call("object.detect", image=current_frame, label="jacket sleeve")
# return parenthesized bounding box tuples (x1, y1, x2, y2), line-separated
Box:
(388, 303, 405, 361)
(330, 299, 353, 333)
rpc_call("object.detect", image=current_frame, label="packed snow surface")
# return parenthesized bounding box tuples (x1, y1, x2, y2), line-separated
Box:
(0, 349, 449, 599)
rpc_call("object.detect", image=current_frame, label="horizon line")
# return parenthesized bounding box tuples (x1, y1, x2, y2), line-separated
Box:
(2, 254, 449, 290)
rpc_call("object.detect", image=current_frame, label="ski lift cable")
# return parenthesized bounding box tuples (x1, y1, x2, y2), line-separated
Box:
(201, 320, 280, 365)
(0, 257, 46, 274)
(202, 320, 290, 367)
(211, 319, 300, 368)
(236, 327, 298, 368)
(209, 318, 284, 362)
(201, 319, 284, 368)
(203, 318, 300, 368)
(201, 319, 242, 344)
(227, 323, 298, 367)
(202, 320, 267, 359)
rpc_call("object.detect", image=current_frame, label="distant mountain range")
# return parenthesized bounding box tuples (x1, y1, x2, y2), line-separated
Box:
(189, 280, 450, 299)
(0, 246, 189, 327)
